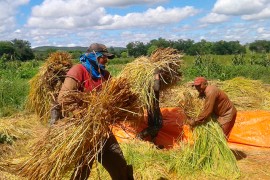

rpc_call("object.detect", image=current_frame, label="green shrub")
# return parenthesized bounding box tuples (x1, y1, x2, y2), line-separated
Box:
(0, 78, 29, 116)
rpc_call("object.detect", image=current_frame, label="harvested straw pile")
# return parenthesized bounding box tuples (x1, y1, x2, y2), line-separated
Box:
(89, 139, 240, 180)
(150, 47, 183, 87)
(26, 52, 73, 123)
(118, 47, 182, 110)
(179, 91, 240, 179)
(220, 77, 270, 110)
(0, 115, 46, 178)
(0, 119, 33, 145)
(0, 117, 34, 172)
(17, 78, 140, 180)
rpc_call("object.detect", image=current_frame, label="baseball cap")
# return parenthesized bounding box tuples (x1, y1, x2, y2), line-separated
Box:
(193, 77, 207, 86)
(87, 43, 115, 59)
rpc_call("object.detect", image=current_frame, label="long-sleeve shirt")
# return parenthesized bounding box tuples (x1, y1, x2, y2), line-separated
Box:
(196, 85, 237, 125)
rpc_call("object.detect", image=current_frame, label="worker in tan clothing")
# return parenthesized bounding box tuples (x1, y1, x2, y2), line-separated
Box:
(188, 77, 237, 138)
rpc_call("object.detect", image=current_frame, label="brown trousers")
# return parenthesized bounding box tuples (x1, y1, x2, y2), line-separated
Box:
(71, 135, 133, 180)
(221, 113, 236, 138)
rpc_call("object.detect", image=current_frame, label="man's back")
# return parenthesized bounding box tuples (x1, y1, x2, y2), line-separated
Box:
(204, 85, 236, 124)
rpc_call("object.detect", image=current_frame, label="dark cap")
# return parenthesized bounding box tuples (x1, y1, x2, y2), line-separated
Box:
(87, 43, 115, 59)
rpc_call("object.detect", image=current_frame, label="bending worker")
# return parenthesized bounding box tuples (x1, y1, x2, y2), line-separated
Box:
(188, 77, 237, 138)
(51, 43, 133, 180)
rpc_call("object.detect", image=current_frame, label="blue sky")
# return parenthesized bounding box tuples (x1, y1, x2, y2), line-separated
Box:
(1, 0, 270, 47)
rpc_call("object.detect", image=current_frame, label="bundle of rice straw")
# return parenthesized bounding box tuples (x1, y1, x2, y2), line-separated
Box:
(26, 52, 73, 123)
(220, 77, 270, 110)
(118, 47, 182, 111)
(179, 91, 240, 179)
(17, 78, 140, 180)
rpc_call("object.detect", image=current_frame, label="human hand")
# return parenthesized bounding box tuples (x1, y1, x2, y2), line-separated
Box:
(187, 118, 196, 127)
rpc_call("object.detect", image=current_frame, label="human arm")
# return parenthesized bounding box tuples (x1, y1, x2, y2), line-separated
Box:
(57, 77, 80, 104)
(50, 65, 83, 125)
(193, 88, 218, 125)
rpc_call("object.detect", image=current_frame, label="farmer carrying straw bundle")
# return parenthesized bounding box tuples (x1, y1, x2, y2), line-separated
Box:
(51, 43, 133, 180)
(188, 77, 237, 138)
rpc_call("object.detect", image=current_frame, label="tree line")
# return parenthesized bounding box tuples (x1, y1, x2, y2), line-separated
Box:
(1, 38, 270, 61)
(125, 38, 270, 57)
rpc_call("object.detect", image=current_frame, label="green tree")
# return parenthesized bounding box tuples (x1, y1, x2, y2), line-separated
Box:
(0, 41, 15, 60)
(126, 41, 147, 57)
(249, 40, 270, 53)
(172, 39, 194, 54)
(11, 39, 35, 61)
(211, 41, 245, 55)
(187, 40, 213, 55)
(121, 51, 128, 58)
(149, 38, 170, 48)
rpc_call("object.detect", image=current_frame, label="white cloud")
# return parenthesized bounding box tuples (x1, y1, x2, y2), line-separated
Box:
(0, 0, 29, 34)
(14, 29, 22, 33)
(27, 2, 199, 30)
(257, 27, 265, 33)
(31, 0, 99, 17)
(199, 21, 270, 44)
(199, 13, 230, 24)
(93, 0, 168, 7)
(213, 0, 268, 15)
(96, 6, 199, 29)
(256, 27, 270, 39)
(242, 7, 270, 20)
(260, 33, 270, 39)
(27, 0, 107, 28)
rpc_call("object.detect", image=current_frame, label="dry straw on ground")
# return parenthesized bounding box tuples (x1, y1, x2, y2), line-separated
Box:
(26, 52, 73, 123)
(0, 118, 33, 156)
(220, 77, 270, 110)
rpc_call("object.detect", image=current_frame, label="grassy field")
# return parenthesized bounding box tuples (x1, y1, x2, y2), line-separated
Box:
(1, 53, 270, 117)
(0, 53, 270, 179)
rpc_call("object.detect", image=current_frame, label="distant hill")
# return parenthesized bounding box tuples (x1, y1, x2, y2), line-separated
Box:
(33, 46, 87, 51)
(33, 46, 126, 52)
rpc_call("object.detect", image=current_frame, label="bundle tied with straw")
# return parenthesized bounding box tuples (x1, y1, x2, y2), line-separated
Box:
(26, 52, 73, 123)
(179, 91, 240, 179)
(118, 47, 182, 111)
(17, 77, 140, 180)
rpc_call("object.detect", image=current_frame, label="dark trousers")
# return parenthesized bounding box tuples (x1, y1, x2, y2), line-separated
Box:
(71, 135, 133, 180)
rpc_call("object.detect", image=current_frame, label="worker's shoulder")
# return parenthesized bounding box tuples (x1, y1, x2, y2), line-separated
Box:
(205, 85, 220, 94)
(207, 84, 219, 90)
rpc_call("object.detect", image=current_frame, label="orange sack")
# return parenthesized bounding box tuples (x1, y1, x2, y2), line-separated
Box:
(113, 108, 270, 149)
